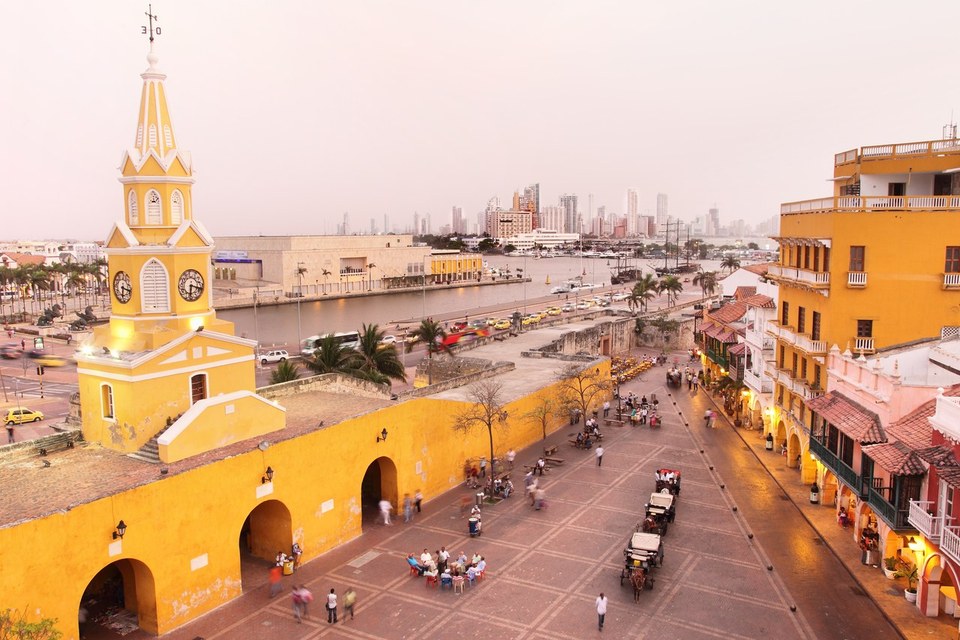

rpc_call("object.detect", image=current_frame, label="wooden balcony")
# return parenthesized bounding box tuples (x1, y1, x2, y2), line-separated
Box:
(810, 438, 861, 492)
(847, 271, 867, 288)
(908, 500, 944, 543)
(767, 264, 830, 289)
(866, 483, 911, 531)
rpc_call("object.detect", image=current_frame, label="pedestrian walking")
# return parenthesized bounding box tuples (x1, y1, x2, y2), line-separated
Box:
(378, 499, 393, 525)
(342, 587, 356, 621)
(268, 565, 283, 598)
(506, 448, 516, 469)
(596, 445, 604, 467)
(534, 485, 546, 510)
(536, 457, 546, 476)
(603, 400, 610, 417)
(291, 542, 303, 571)
(403, 493, 413, 523)
(291, 586, 306, 622)
(326, 588, 338, 623)
(479, 456, 487, 477)
(703, 409, 712, 428)
(6, 423, 14, 444)
(414, 489, 423, 513)
(596, 592, 608, 631)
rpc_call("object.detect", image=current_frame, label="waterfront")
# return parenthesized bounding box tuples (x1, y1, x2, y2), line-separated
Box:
(219, 255, 709, 348)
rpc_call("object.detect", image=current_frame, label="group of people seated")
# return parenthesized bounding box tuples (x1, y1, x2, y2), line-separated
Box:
(492, 477, 514, 498)
(655, 469, 677, 483)
(573, 420, 602, 449)
(406, 547, 487, 587)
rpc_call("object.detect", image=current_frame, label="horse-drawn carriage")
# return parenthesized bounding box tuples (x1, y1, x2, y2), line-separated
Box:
(641, 492, 676, 535)
(665, 368, 682, 388)
(620, 531, 663, 597)
(654, 468, 681, 496)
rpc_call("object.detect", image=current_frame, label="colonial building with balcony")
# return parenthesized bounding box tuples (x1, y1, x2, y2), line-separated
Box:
(770, 134, 960, 488)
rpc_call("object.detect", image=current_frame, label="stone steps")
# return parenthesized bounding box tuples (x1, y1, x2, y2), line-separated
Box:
(127, 437, 160, 464)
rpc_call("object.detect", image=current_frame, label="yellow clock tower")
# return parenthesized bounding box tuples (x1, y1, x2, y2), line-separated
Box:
(76, 43, 285, 460)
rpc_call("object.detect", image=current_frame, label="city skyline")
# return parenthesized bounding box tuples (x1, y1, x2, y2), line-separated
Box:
(3, 1, 960, 239)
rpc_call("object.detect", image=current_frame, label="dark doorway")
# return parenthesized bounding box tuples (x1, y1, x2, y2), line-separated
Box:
(79, 559, 158, 638)
(238, 499, 292, 591)
(360, 457, 398, 530)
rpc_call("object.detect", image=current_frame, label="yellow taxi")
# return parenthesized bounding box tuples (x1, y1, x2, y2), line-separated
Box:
(493, 319, 511, 330)
(546, 306, 562, 316)
(5, 408, 44, 425)
(34, 355, 67, 367)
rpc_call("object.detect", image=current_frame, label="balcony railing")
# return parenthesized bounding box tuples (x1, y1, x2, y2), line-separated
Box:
(705, 347, 729, 369)
(767, 264, 830, 287)
(945, 273, 960, 289)
(795, 335, 827, 355)
(782, 194, 960, 215)
(847, 271, 867, 287)
(908, 500, 944, 543)
(743, 368, 773, 394)
(746, 328, 775, 351)
(809, 438, 861, 491)
(867, 485, 911, 531)
(853, 337, 875, 353)
(942, 526, 960, 567)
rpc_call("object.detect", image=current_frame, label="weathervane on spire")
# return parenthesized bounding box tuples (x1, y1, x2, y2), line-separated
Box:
(142, 4, 160, 43)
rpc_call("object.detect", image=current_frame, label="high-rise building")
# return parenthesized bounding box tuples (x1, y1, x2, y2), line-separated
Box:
(452, 206, 464, 235)
(486, 210, 533, 240)
(627, 189, 639, 236)
(384, 213, 390, 235)
(707, 206, 720, 236)
(413, 211, 421, 236)
(341, 211, 351, 236)
(559, 194, 578, 234)
(656, 193, 668, 231)
(538, 205, 563, 232)
(519, 183, 540, 223)
(369, 218, 377, 235)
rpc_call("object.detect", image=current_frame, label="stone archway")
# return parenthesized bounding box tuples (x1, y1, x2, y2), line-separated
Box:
(787, 432, 802, 469)
(361, 456, 398, 529)
(821, 470, 839, 507)
(775, 420, 786, 452)
(238, 499, 293, 590)
(918, 553, 960, 616)
(78, 558, 158, 637)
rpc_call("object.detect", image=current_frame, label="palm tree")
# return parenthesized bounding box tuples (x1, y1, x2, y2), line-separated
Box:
(304, 335, 362, 376)
(354, 323, 407, 385)
(92, 257, 109, 305)
(692, 270, 718, 299)
(720, 255, 741, 274)
(321, 269, 331, 295)
(0, 266, 13, 321)
(627, 281, 655, 314)
(658, 275, 683, 306)
(366, 263, 376, 291)
(634, 273, 659, 312)
(12, 266, 32, 317)
(27, 266, 51, 315)
(406, 318, 446, 385)
(295, 263, 307, 297)
(270, 360, 301, 384)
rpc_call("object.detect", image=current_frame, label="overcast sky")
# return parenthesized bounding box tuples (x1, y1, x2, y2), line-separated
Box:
(3, 1, 960, 240)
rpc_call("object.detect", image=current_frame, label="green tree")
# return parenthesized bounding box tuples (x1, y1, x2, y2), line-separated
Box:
(503, 244, 517, 254)
(747, 242, 759, 250)
(627, 278, 656, 314)
(321, 268, 332, 294)
(270, 360, 301, 384)
(649, 314, 681, 348)
(477, 237, 497, 252)
(720, 255, 741, 273)
(355, 323, 407, 385)
(451, 379, 510, 500)
(406, 319, 446, 385)
(304, 334, 362, 376)
(658, 275, 683, 306)
(692, 270, 718, 299)
(0, 608, 62, 640)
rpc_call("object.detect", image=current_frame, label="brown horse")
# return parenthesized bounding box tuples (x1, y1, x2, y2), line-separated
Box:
(630, 568, 647, 601)
(641, 515, 663, 535)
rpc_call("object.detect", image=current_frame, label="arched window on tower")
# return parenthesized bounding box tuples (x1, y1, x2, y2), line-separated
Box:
(190, 373, 208, 405)
(164, 125, 173, 149)
(145, 190, 162, 224)
(171, 191, 184, 225)
(140, 258, 170, 313)
(148, 124, 157, 148)
(128, 190, 139, 225)
(136, 125, 144, 149)
(101, 383, 115, 420)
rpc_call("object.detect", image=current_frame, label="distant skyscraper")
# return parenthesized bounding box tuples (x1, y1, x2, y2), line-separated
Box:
(370, 218, 376, 235)
(383, 214, 389, 234)
(559, 194, 578, 234)
(413, 211, 421, 236)
(708, 206, 720, 236)
(425, 212, 432, 235)
(656, 193, 668, 231)
(627, 189, 639, 236)
(341, 211, 350, 236)
(452, 206, 464, 234)
(519, 183, 540, 227)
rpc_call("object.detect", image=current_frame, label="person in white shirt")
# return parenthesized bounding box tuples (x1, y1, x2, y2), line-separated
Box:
(326, 588, 338, 624)
(596, 445, 605, 467)
(420, 549, 432, 565)
(596, 592, 608, 631)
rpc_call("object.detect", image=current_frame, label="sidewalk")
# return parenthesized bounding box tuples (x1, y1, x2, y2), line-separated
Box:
(652, 345, 958, 640)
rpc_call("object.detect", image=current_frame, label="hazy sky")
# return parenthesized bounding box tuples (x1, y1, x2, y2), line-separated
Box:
(3, 1, 960, 240)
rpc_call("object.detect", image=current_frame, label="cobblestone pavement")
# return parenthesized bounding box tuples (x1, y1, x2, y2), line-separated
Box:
(101, 358, 833, 640)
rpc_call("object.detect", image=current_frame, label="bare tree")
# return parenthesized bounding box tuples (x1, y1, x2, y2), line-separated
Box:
(556, 362, 613, 423)
(452, 379, 510, 500)
(523, 392, 560, 440)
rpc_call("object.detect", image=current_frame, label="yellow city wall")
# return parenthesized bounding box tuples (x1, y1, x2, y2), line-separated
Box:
(1, 372, 603, 639)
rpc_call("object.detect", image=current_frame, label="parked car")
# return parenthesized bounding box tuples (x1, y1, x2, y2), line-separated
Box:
(5, 408, 44, 425)
(562, 303, 575, 312)
(34, 355, 67, 367)
(451, 321, 469, 332)
(546, 306, 562, 316)
(493, 319, 511, 330)
(260, 350, 289, 365)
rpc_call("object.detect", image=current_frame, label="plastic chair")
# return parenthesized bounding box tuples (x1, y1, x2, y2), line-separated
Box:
(466, 572, 477, 587)
(476, 569, 485, 582)
(425, 574, 438, 588)
(440, 576, 453, 590)
(453, 575, 465, 594)
(408, 563, 420, 577)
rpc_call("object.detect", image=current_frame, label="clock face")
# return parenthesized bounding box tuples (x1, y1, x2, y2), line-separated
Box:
(113, 271, 132, 304)
(178, 269, 205, 302)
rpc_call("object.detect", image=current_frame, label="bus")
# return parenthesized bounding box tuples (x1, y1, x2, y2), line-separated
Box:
(300, 331, 361, 357)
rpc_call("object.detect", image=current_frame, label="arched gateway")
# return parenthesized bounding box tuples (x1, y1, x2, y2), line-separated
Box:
(361, 456, 398, 529)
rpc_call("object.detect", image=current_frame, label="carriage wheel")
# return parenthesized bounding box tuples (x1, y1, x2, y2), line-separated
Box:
(660, 488, 670, 494)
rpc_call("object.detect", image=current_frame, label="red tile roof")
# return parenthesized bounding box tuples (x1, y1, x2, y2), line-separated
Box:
(861, 441, 925, 475)
(708, 301, 747, 325)
(0, 252, 45, 266)
(734, 286, 756, 301)
(727, 343, 746, 356)
(717, 329, 738, 343)
(807, 391, 885, 443)
(743, 294, 776, 309)
(741, 263, 772, 276)
(886, 384, 960, 450)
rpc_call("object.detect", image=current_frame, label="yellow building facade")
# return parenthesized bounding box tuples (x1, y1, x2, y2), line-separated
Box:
(0, 41, 612, 640)
(769, 137, 960, 482)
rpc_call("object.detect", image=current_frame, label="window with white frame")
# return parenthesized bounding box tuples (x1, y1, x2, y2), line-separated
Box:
(145, 190, 162, 224)
(136, 125, 144, 148)
(163, 125, 173, 148)
(140, 258, 170, 313)
(170, 190, 184, 225)
(148, 124, 157, 148)
(190, 373, 208, 405)
(128, 190, 139, 225)
(101, 384, 114, 419)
